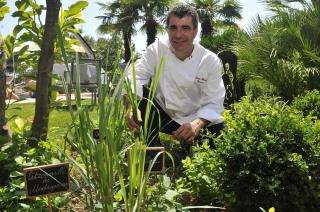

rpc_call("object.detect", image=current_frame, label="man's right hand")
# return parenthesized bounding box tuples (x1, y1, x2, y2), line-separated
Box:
(127, 109, 143, 130)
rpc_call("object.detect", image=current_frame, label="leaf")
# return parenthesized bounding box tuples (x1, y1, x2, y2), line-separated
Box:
(19, 203, 30, 209)
(11, 10, 23, 17)
(15, 117, 25, 130)
(164, 189, 179, 202)
(0, 152, 8, 160)
(5, 35, 14, 55)
(10, 171, 23, 178)
(269, 207, 275, 212)
(65, 1, 88, 18)
(13, 25, 24, 36)
(14, 156, 24, 165)
(28, 0, 40, 10)
(163, 174, 171, 188)
(15, 0, 28, 11)
(114, 193, 123, 202)
(25, 148, 36, 156)
(0, 6, 10, 21)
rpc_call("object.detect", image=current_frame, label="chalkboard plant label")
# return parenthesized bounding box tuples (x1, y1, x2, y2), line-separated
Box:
(93, 128, 99, 139)
(145, 147, 165, 174)
(23, 163, 70, 197)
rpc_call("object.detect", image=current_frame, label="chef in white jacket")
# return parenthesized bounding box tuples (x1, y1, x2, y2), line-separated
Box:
(126, 4, 225, 147)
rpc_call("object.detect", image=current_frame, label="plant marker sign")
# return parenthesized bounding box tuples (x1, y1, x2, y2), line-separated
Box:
(23, 162, 70, 197)
(145, 147, 165, 174)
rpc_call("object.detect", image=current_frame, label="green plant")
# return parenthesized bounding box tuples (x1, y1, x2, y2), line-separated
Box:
(0, 119, 69, 211)
(214, 97, 320, 211)
(145, 175, 183, 211)
(200, 28, 246, 53)
(176, 142, 223, 207)
(291, 89, 320, 119)
(233, 0, 320, 101)
(58, 43, 170, 211)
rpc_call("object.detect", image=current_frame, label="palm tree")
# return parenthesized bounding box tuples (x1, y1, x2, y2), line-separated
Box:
(97, 1, 139, 62)
(233, 0, 320, 101)
(189, 0, 242, 38)
(219, 0, 242, 27)
(136, 0, 173, 46)
(189, 0, 220, 37)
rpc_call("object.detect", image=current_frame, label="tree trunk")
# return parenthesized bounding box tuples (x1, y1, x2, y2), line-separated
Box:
(146, 18, 157, 47)
(0, 45, 8, 138)
(30, 0, 61, 146)
(201, 16, 213, 38)
(123, 30, 132, 63)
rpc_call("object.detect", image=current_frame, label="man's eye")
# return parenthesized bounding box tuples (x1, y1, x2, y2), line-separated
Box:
(168, 25, 177, 30)
(182, 26, 191, 30)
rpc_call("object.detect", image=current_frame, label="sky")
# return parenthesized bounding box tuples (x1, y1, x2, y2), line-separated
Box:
(1, 0, 270, 52)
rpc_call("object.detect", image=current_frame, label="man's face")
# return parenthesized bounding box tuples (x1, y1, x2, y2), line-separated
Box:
(167, 15, 198, 53)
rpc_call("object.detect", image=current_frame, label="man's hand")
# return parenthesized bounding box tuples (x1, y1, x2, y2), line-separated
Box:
(127, 109, 143, 130)
(172, 118, 209, 143)
(124, 94, 142, 130)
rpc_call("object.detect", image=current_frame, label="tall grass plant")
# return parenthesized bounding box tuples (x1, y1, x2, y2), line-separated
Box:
(59, 37, 167, 211)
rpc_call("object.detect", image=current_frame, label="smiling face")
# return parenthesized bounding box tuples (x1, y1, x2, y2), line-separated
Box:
(167, 15, 198, 60)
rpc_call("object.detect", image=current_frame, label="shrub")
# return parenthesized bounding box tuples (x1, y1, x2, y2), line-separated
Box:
(0, 120, 68, 211)
(176, 143, 223, 207)
(291, 89, 320, 119)
(179, 97, 320, 211)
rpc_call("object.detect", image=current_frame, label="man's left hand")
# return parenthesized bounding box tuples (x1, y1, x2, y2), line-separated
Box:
(172, 118, 209, 143)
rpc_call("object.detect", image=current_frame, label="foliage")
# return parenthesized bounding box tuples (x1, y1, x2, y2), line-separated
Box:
(0, 0, 10, 21)
(82, 34, 123, 80)
(291, 89, 320, 119)
(176, 142, 223, 206)
(58, 43, 167, 211)
(8, 0, 88, 75)
(244, 79, 278, 100)
(200, 27, 246, 53)
(96, 0, 139, 62)
(189, 0, 243, 37)
(233, 0, 320, 101)
(126, 0, 173, 46)
(0, 120, 69, 211)
(180, 96, 320, 211)
(144, 175, 184, 211)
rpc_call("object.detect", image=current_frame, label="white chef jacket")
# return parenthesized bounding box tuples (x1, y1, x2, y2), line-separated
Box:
(127, 40, 225, 125)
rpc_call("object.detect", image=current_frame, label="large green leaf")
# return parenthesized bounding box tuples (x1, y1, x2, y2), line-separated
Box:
(15, 0, 28, 11)
(62, 18, 85, 29)
(11, 10, 23, 17)
(0, 6, 10, 21)
(0, 152, 8, 160)
(5, 35, 14, 55)
(65, 1, 88, 18)
(15, 117, 25, 131)
(28, 0, 41, 10)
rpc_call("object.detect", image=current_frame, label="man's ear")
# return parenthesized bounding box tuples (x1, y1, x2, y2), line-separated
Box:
(193, 27, 198, 39)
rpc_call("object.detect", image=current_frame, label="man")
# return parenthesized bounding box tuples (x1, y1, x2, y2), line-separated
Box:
(126, 4, 225, 147)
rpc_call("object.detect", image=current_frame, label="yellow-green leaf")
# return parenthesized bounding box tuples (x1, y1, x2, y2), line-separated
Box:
(15, 117, 25, 130)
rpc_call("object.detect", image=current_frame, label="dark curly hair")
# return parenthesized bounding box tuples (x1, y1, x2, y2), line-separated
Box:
(166, 4, 199, 29)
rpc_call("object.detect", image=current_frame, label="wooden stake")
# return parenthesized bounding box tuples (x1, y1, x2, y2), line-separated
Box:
(48, 194, 52, 212)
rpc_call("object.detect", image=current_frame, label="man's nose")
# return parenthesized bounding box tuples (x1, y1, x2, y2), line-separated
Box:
(174, 27, 183, 38)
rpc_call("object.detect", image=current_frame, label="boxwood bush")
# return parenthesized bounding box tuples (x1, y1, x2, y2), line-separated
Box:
(291, 89, 320, 119)
(179, 96, 320, 211)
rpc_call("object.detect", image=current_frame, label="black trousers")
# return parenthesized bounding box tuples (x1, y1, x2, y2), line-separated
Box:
(138, 86, 224, 148)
